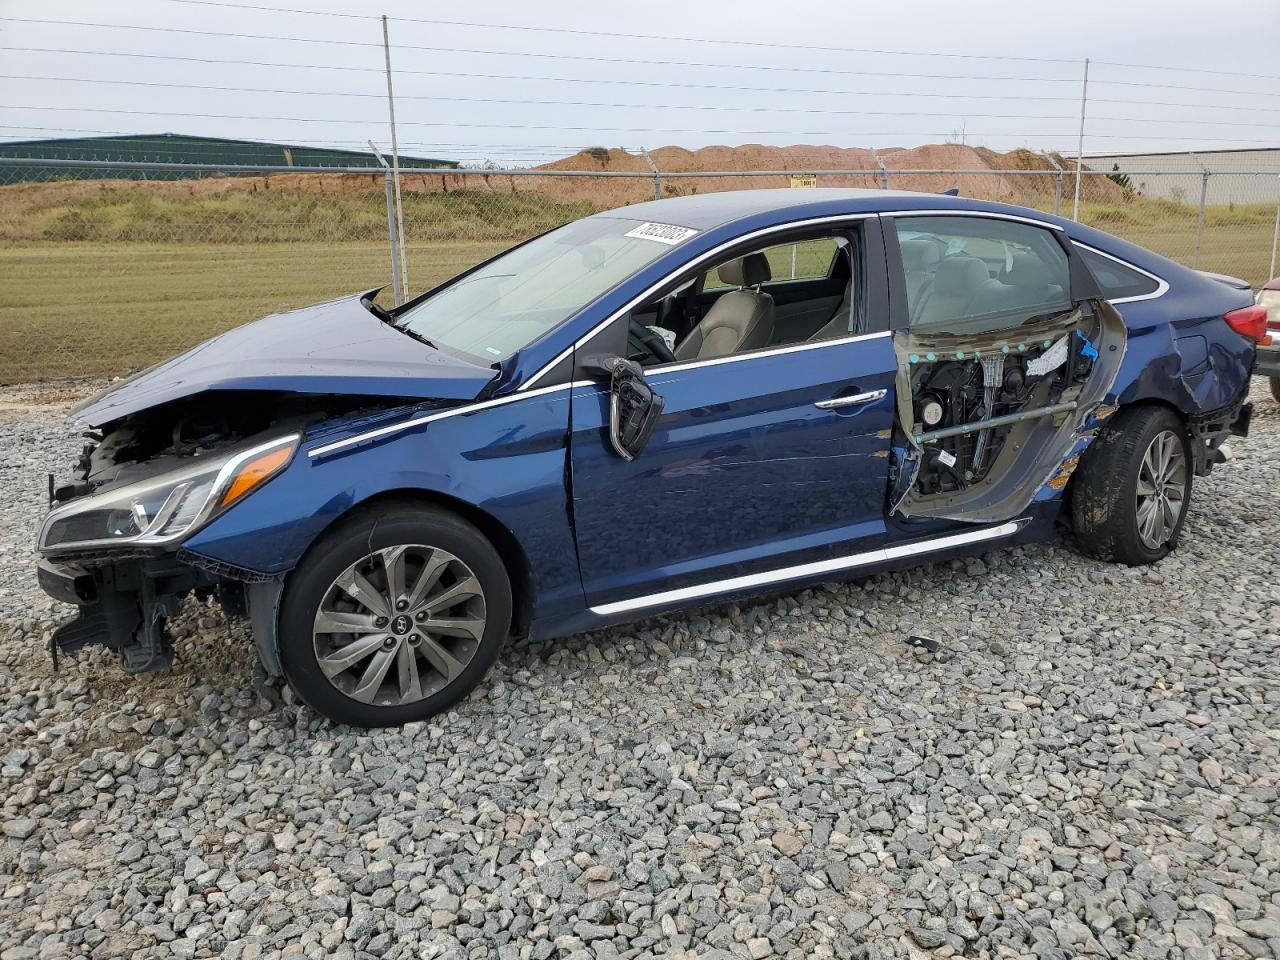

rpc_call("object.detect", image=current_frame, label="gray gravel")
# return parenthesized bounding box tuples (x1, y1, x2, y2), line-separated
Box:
(1, 381, 1277, 960)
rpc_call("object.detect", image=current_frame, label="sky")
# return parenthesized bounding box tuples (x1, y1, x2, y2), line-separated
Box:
(0, 0, 1277, 166)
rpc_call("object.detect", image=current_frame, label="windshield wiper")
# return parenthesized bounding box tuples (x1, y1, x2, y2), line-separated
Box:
(362, 294, 437, 348)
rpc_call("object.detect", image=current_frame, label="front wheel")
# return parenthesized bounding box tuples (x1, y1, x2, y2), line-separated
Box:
(278, 504, 511, 727)
(1072, 406, 1192, 565)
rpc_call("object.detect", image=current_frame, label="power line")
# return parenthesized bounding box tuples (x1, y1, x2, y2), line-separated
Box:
(1093, 59, 1280, 84)
(0, 75, 1082, 122)
(11, 74, 1280, 130)
(2, 104, 1276, 144)
(145, 0, 1083, 65)
(0, 19, 1082, 83)
(0, 50, 1081, 102)
(5, 44, 1274, 103)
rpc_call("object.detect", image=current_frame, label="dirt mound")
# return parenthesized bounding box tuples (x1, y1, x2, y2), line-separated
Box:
(0, 142, 1122, 217)
(535, 142, 1121, 207)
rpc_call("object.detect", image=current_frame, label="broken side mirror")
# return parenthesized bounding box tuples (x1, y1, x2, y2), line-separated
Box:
(586, 356, 665, 461)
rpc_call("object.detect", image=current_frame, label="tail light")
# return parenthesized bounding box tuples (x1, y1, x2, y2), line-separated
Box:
(1224, 304, 1269, 343)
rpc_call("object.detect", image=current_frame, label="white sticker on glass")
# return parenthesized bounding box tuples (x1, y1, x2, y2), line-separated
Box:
(624, 222, 699, 245)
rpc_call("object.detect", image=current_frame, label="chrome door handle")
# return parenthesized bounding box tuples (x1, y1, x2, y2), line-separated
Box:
(815, 388, 887, 410)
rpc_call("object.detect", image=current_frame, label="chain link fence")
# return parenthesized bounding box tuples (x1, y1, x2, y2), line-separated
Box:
(2, 157, 1278, 383)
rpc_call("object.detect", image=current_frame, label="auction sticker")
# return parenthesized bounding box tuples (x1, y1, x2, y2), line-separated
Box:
(624, 222, 699, 245)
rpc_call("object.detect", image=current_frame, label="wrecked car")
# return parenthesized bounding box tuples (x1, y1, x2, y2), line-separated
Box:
(36, 189, 1262, 727)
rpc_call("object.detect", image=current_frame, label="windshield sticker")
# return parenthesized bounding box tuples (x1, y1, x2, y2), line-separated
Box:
(624, 222, 699, 245)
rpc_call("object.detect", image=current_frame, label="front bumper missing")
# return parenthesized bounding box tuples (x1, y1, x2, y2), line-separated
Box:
(38, 549, 285, 678)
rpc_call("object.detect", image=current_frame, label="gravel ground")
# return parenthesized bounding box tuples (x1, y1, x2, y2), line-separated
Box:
(0, 382, 1277, 960)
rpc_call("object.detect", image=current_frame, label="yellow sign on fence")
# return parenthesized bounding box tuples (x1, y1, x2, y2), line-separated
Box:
(789, 174, 817, 189)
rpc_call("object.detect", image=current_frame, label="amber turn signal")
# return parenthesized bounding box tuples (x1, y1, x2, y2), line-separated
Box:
(219, 445, 293, 508)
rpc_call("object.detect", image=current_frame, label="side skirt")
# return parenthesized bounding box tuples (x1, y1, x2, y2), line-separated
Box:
(529, 508, 1057, 642)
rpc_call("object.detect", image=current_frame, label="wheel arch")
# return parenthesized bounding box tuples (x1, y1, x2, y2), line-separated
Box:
(292, 487, 536, 638)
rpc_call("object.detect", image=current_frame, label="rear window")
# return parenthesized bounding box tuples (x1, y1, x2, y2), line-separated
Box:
(1077, 246, 1161, 300)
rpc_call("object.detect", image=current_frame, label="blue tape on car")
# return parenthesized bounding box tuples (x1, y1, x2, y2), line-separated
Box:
(1076, 329, 1099, 361)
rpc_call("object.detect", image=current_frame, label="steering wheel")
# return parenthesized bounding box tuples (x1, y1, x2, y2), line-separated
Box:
(628, 317, 677, 365)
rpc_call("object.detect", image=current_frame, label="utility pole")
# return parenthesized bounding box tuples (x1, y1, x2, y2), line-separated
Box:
(382, 15, 409, 302)
(1072, 57, 1089, 222)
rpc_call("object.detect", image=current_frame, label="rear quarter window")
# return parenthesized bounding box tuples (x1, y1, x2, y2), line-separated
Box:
(1077, 246, 1161, 300)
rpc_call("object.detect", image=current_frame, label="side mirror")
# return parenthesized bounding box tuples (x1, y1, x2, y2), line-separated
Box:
(586, 356, 665, 461)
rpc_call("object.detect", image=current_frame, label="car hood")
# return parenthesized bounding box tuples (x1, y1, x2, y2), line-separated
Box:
(71, 290, 498, 427)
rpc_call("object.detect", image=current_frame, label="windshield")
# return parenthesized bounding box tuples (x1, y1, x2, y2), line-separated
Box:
(395, 217, 691, 363)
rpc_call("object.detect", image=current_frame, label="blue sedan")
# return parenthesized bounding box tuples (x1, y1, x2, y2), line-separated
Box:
(36, 189, 1264, 726)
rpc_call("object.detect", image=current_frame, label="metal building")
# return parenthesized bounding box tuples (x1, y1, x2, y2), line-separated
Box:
(0, 133, 455, 181)
(1085, 148, 1280, 204)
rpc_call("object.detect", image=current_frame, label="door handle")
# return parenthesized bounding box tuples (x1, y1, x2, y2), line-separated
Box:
(814, 388, 887, 410)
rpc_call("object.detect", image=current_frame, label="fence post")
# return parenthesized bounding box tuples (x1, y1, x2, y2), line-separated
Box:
(870, 149, 889, 190)
(1270, 177, 1280, 281)
(1194, 169, 1209, 269)
(641, 149, 661, 200)
(1054, 172, 1063, 217)
(384, 170, 404, 306)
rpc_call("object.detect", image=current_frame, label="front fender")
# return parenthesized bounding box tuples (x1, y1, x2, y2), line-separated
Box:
(181, 387, 581, 622)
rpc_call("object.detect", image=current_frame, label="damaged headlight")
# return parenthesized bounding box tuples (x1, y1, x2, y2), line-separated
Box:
(39, 434, 299, 554)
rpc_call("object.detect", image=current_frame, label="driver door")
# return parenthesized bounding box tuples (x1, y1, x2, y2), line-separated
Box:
(567, 218, 899, 613)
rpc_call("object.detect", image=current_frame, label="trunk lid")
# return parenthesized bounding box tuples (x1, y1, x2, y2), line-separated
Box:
(72, 291, 498, 427)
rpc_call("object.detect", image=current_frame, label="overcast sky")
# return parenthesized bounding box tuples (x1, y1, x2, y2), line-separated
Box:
(1, 0, 1277, 165)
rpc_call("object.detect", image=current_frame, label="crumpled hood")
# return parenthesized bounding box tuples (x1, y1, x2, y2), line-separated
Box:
(72, 290, 498, 427)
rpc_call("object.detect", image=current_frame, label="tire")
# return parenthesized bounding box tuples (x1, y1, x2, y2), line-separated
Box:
(1072, 405, 1193, 566)
(1270, 376, 1280, 404)
(278, 503, 511, 727)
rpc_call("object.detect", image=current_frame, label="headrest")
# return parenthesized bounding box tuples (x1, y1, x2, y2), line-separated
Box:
(999, 251, 1057, 288)
(933, 256, 989, 296)
(717, 252, 771, 287)
(900, 238, 941, 273)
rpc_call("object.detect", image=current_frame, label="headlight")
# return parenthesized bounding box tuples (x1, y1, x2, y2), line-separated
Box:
(39, 434, 298, 554)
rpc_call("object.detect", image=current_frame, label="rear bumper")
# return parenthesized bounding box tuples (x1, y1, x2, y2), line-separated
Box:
(1254, 344, 1280, 379)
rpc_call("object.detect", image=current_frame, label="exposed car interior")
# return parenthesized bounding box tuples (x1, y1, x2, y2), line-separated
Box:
(889, 216, 1127, 522)
(626, 231, 859, 367)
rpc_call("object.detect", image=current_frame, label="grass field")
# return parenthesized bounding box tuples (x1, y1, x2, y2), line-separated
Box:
(1, 188, 1275, 384)
(0, 240, 508, 383)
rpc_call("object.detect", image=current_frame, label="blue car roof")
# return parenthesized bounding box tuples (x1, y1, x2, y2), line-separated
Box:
(593, 187, 1199, 285)
(592, 187, 1056, 231)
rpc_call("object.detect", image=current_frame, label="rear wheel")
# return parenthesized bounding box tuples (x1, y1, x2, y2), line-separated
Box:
(279, 504, 511, 727)
(1270, 376, 1280, 404)
(1072, 406, 1192, 565)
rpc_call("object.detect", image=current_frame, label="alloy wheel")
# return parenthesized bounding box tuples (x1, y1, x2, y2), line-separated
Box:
(312, 545, 487, 706)
(1135, 429, 1187, 551)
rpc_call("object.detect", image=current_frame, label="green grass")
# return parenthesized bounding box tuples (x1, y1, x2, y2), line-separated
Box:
(0, 240, 508, 383)
(1, 187, 1275, 384)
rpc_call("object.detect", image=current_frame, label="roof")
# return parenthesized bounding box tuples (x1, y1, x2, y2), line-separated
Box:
(595, 187, 1033, 231)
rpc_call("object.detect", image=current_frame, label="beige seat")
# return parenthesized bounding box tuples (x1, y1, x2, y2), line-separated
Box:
(675, 254, 775, 361)
(900, 237, 943, 306)
(914, 255, 990, 327)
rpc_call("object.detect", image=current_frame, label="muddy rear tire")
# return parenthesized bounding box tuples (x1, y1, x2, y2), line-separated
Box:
(1071, 405, 1192, 566)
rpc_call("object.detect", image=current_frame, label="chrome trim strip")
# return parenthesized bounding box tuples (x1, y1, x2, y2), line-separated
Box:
(1070, 240, 1170, 304)
(588, 520, 1025, 617)
(306, 382, 581, 460)
(520, 212, 878, 390)
(815, 388, 888, 410)
(653, 330, 892, 377)
(888, 209, 1066, 230)
(39, 434, 300, 554)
